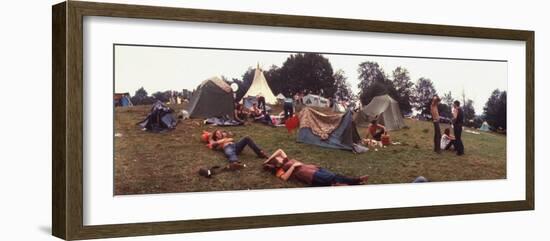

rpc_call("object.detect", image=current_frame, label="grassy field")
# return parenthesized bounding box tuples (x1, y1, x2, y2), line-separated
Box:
(114, 103, 506, 195)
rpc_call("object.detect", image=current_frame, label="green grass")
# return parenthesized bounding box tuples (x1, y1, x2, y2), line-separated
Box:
(114, 104, 506, 195)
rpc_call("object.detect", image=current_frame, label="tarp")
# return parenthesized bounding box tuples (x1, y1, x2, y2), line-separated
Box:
(187, 76, 235, 119)
(204, 117, 244, 126)
(360, 94, 405, 131)
(297, 107, 361, 151)
(243, 64, 277, 104)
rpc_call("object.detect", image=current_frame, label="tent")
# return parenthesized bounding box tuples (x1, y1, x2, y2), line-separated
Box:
(243, 64, 277, 104)
(114, 93, 133, 107)
(302, 94, 330, 108)
(358, 94, 405, 131)
(479, 121, 490, 131)
(137, 101, 178, 132)
(187, 76, 235, 119)
(297, 107, 361, 151)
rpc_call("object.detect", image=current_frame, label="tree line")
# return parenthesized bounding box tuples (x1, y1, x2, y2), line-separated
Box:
(126, 52, 507, 130)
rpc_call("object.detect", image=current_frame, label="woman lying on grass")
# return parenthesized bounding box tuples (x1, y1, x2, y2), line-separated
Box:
(209, 130, 268, 169)
(262, 149, 369, 186)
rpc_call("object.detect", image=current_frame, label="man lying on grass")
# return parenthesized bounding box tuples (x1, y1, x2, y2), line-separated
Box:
(209, 129, 268, 170)
(262, 149, 369, 186)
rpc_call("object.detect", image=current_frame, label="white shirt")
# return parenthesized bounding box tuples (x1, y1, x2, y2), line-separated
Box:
(441, 134, 452, 149)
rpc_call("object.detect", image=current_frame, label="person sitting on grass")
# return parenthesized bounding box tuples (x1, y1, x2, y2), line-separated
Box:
(249, 103, 274, 126)
(234, 101, 249, 122)
(249, 103, 262, 117)
(441, 128, 457, 151)
(209, 130, 268, 169)
(262, 149, 369, 186)
(365, 119, 386, 141)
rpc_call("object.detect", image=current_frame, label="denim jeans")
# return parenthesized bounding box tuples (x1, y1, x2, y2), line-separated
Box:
(283, 102, 294, 119)
(223, 137, 263, 162)
(433, 121, 441, 152)
(453, 124, 465, 155)
(311, 168, 361, 186)
(372, 129, 384, 141)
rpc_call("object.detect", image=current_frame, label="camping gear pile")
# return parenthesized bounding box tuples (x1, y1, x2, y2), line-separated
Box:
(137, 101, 178, 132)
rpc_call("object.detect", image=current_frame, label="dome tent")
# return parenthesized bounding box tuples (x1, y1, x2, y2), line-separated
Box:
(187, 76, 235, 119)
(358, 94, 405, 131)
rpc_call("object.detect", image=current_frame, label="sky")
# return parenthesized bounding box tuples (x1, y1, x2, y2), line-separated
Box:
(114, 45, 508, 113)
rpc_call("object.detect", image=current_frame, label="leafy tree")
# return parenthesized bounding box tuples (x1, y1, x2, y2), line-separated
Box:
(442, 91, 454, 108)
(151, 91, 172, 103)
(483, 89, 507, 129)
(357, 61, 390, 105)
(130, 87, 155, 105)
(264, 65, 285, 96)
(333, 69, 353, 100)
(277, 53, 336, 97)
(181, 89, 192, 100)
(413, 77, 438, 115)
(233, 68, 255, 101)
(390, 67, 414, 114)
(438, 103, 452, 118)
(463, 99, 476, 122)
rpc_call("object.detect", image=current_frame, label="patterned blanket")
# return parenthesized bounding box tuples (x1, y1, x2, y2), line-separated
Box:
(298, 107, 344, 140)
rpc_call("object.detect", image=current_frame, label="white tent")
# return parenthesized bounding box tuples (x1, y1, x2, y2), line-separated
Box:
(276, 93, 286, 100)
(243, 64, 277, 104)
(302, 94, 330, 108)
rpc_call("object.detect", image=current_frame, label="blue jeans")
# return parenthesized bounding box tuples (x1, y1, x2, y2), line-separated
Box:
(453, 124, 465, 155)
(434, 121, 441, 152)
(283, 102, 294, 119)
(223, 137, 263, 162)
(311, 168, 361, 186)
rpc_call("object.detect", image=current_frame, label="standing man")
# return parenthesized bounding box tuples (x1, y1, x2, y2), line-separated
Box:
(431, 96, 442, 153)
(452, 100, 465, 156)
(283, 92, 294, 121)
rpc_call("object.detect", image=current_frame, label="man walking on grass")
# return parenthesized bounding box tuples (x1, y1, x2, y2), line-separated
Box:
(431, 96, 442, 154)
(452, 100, 465, 156)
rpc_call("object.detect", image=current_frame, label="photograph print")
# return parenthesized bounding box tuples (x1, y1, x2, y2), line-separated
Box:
(113, 44, 507, 195)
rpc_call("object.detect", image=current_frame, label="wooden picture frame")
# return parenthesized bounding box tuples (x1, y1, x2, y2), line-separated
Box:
(52, 1, 534, 240)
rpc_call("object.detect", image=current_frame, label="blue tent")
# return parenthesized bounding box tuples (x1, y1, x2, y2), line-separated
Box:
(297, 108, 360, 151)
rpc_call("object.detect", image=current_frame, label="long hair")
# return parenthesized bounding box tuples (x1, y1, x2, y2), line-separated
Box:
(211, 130, 222, 141)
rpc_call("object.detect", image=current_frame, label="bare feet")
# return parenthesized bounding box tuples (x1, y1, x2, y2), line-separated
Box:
(359, 175, 369, 184)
